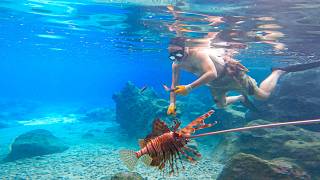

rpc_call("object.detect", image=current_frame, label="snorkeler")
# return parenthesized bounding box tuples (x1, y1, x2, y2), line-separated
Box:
(166, 37, 320, 115)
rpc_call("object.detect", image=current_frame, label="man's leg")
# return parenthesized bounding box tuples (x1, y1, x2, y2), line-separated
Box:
(226, 95, 244, 105)
(211, 89, 244, 108)
(254, 69, 286, 100)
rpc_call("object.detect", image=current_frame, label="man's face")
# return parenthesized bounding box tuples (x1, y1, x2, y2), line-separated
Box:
(168, 45, 185, 63)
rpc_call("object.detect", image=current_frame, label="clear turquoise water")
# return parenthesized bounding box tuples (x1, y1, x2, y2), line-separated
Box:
(0, 0, 320, 179)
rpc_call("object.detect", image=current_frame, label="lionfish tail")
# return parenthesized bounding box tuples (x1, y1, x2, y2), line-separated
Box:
(119, 150, 138, 171)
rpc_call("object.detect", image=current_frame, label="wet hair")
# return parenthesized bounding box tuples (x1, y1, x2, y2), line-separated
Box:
(169, 37, 187, 49)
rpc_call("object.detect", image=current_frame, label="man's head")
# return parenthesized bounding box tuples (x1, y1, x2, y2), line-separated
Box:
(168, 37, 187, 63)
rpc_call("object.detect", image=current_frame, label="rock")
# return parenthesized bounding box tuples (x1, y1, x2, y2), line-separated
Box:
(212, 105, 247, 129)
(217, 153, 310, 180)
(0, 122, 8, 129)
(81, 129, 103, 139)
(4, 129, 69, 161)
(112, 82, 168, 137)
(81, 108, 115, 122)
(246, 70, 320, 131)
(213, 120, 320, 178)
(110, 172, 145, 180)
(82, 131, 95, 139)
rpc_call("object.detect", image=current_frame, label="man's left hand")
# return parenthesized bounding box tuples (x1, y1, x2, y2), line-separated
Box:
(174, 85, 192, 95)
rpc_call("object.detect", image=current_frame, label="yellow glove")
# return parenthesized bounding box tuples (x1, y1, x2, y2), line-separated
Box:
(174, 85, 192, 95)
(167, 103, 176, 116)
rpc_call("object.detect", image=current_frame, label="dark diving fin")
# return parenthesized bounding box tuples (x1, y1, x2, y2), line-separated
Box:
(272, 60, 320, 73)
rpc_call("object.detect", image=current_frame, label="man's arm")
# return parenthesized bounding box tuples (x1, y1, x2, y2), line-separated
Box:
(170, 62, 180, 104)
(188, 52, 217, 89)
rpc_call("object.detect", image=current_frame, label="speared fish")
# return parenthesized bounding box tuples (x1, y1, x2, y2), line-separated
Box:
(119, 110, 320, 175)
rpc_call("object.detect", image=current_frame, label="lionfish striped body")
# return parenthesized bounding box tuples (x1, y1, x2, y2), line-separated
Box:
(120, 110, 215, 174)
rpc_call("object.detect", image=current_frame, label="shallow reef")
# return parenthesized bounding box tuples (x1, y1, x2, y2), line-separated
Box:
(213, 119, 320, 179)
(247, 69, 320, 131)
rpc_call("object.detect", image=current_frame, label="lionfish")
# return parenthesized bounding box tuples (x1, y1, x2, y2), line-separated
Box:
(119, 110, 216, 174)
(119, 110, 320, 174)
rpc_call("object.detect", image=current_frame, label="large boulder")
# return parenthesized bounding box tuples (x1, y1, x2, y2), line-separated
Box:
(213, 120, 320, 178)
(217, 153, 310, 180)
(4, 129, 69, 161)
(247, 69, 320, 131)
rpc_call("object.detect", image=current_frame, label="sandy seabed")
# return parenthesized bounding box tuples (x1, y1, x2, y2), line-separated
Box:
(0, 143, 223, 180)
(0, 119, 223, 180)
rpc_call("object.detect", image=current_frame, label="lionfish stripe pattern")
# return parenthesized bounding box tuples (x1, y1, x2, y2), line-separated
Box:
(119, 110, 215, 174)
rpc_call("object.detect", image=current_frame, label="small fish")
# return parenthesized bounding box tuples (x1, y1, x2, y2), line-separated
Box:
(140, 85, 148, 93)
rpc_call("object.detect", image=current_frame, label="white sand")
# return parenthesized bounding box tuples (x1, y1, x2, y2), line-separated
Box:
(0, 143, 223, 180)
(0, 120, 223, 180)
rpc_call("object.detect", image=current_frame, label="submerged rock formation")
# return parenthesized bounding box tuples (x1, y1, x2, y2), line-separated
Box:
(214, 120, 320, 178)
(112, 82, 168, 137)
(112, 82, 246, 138)
(218, 153, 310, 180)
(247, 70, 320, 131)
(212, 105, 247, 129)
(4, 129, 69, 161)
(80, 107, 115, 122)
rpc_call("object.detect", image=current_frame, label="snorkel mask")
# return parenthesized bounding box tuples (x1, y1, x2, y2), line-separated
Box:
(168, 49, 185, 62)
(169, 37, 187, 63)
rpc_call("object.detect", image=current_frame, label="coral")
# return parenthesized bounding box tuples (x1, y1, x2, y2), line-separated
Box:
(217, 153, 310, 180)
(4, 129, 69, 162)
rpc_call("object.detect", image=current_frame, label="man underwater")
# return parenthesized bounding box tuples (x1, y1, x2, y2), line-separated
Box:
(166, 37, 320, 116)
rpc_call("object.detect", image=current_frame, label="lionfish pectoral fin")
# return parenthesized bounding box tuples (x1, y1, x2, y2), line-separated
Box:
(178, 110, 215, 136)
(140, 154, 153, 166)
(119, 150, 138, 171)
(138, 139, 146, 148)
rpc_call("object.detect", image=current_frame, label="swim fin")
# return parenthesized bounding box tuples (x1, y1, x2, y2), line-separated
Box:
(240, 95, 260, 112)
(272, 60, 320, 72)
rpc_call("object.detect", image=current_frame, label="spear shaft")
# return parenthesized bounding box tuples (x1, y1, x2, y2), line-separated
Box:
(188, 119, 320, 139)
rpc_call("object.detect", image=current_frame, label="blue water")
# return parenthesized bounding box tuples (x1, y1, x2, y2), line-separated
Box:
(0, 0, 320, 179)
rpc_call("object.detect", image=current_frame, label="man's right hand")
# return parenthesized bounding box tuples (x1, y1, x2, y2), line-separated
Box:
(167, 103, 176, 116)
